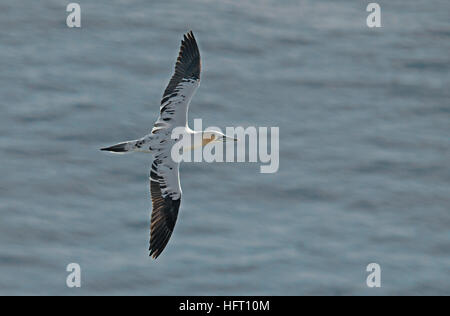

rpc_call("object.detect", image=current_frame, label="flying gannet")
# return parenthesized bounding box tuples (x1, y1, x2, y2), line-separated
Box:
(101, 31, 237, 259)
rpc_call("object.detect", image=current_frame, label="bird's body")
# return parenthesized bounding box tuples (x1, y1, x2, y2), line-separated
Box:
(101, 31, 236, 259)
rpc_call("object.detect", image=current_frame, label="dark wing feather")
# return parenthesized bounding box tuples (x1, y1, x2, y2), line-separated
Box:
(161, 30, 201, 104)
(149, 161, 181, 259)
(148, 31, 198, 258)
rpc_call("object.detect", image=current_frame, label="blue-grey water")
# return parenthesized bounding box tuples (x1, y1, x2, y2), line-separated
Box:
(0, 0, 449, 295)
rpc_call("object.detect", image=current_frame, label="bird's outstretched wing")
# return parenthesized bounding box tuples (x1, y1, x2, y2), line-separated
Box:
(148, 31, 201, 258)
(149, 157, 181, 259)
(151, 30, 201, 134)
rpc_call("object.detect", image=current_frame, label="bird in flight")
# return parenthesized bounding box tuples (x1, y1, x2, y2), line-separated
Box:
(101, 31, 237, 259)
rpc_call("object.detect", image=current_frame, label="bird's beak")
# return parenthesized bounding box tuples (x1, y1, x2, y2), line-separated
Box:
(222, 136, 238, 142)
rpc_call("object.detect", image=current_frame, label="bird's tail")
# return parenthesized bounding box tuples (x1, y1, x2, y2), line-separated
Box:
(101, 140, 140, 153)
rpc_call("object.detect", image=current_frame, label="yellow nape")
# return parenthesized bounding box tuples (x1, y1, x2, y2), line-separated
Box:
(186, 134, 216, 151)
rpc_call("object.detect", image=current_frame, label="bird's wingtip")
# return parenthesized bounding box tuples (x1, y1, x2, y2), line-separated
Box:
(149, 250, 160, 259)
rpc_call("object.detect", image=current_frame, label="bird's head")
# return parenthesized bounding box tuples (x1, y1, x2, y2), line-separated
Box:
(202, 131, 238, 146)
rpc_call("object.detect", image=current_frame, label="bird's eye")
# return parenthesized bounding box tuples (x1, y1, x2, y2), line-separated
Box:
(210, 135, 215, 140)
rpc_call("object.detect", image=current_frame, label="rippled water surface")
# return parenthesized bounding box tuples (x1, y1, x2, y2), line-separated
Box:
(0, 0, 449, 295)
